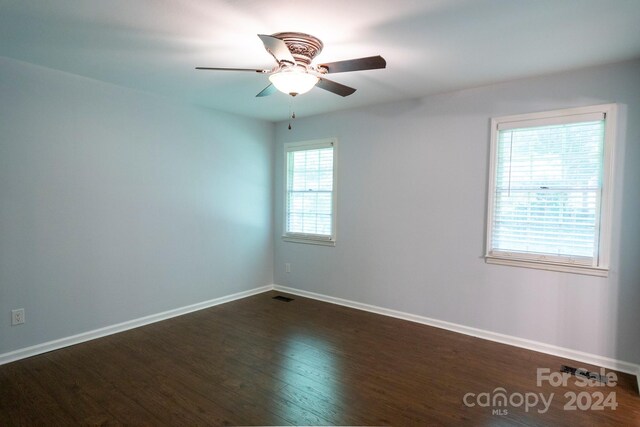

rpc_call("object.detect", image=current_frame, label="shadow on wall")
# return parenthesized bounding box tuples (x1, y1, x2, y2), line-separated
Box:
(615, 104, 640, 370)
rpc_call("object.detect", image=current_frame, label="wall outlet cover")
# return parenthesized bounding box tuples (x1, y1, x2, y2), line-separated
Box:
(11, 308, 25, 326)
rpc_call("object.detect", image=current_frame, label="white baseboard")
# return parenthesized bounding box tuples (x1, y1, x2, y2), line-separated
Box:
(3, 283, 639, 394)
(273, 284, 640, 390)
(0, 285, 273, 366)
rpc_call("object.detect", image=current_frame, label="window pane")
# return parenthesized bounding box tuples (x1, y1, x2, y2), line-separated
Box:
(492, 120, 604, 259)
(493, 190, 598, 257)
(285, 145, 334, 238)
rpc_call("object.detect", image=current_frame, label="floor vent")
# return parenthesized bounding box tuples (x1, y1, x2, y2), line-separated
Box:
(272, 295, 294, 302)
(560, 365, 608, 384)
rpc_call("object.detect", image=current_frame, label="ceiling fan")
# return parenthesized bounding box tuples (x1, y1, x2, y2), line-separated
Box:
(196, 32, 386, 98)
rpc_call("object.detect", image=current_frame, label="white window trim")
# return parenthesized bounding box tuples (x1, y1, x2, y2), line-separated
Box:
(485, 104, 617, 277)
(283, 137, 337, 246)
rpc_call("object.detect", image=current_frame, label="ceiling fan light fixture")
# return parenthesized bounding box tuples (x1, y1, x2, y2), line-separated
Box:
(269, 69, 319, 96)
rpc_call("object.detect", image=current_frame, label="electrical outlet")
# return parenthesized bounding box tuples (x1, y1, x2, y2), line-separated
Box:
(285, 263, 291, 273)
(11, 308, 25, 326)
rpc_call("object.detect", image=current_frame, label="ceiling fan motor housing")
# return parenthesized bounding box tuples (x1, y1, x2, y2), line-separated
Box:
(271, 32, 324, 67)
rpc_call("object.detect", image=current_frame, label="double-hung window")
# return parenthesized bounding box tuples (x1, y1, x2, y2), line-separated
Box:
(486, 104, 616, 276)
(283, 138, 337, 246)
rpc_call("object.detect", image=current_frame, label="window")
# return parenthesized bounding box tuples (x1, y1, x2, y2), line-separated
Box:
(283, 138, 337, 246)
(486, 104, 616, 276)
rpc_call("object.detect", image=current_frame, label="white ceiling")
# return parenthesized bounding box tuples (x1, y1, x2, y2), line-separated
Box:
(2, 0, 640, 121)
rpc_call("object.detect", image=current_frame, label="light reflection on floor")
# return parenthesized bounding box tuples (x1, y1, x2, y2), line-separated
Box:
(274, 331, 345, 424)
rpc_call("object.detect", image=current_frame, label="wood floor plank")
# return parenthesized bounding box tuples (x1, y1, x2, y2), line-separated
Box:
(1, 290, 639, 426)
(0, 362, 79, 425)
(42, 350, 161, 425)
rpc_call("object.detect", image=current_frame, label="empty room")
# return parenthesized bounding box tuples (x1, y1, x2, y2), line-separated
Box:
(1, 0, 639, 425)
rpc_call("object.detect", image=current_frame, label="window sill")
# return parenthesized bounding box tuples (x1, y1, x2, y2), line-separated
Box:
(485, 256, 608, 277)
(282, 236, 336, 247)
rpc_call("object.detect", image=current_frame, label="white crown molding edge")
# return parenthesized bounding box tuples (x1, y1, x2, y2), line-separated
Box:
(273, 284, 640, 393)
(0, 285, 273, 366)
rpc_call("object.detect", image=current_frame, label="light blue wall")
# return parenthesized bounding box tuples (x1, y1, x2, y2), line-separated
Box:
(274, 59, 640, 365)
(0, 57, 274, 354)
(2, 54, 638, 367)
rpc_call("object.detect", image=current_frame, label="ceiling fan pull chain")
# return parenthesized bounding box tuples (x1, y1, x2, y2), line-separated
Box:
(288, 98, 296, 130)
(291, 96, 296, 120)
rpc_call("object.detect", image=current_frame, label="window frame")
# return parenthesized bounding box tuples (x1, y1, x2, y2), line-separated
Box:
(282, 137, 337, 246)
(485, 104, 617, 277)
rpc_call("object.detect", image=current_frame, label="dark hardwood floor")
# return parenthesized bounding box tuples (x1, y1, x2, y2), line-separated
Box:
(1, 290, 639, 426)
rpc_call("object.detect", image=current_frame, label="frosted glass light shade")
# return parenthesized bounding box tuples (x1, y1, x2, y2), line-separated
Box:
(269, 70, 319, 96)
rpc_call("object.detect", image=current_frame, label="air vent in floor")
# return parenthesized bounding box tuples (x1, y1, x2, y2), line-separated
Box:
(272, 295, 294, 302)
(560, 365, 608, 384)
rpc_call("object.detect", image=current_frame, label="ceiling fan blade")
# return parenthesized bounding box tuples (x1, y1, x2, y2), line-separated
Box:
(318, 55, 386, 74)
(316, 77, 356, 97)
(256, 84, 277, 97)
(195, 67, 267, 72)
(258, 34, 296, 65)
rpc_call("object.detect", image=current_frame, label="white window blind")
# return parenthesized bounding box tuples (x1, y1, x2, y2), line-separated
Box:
(284, 139, 336, 245)
(486, 105, 616, 276)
